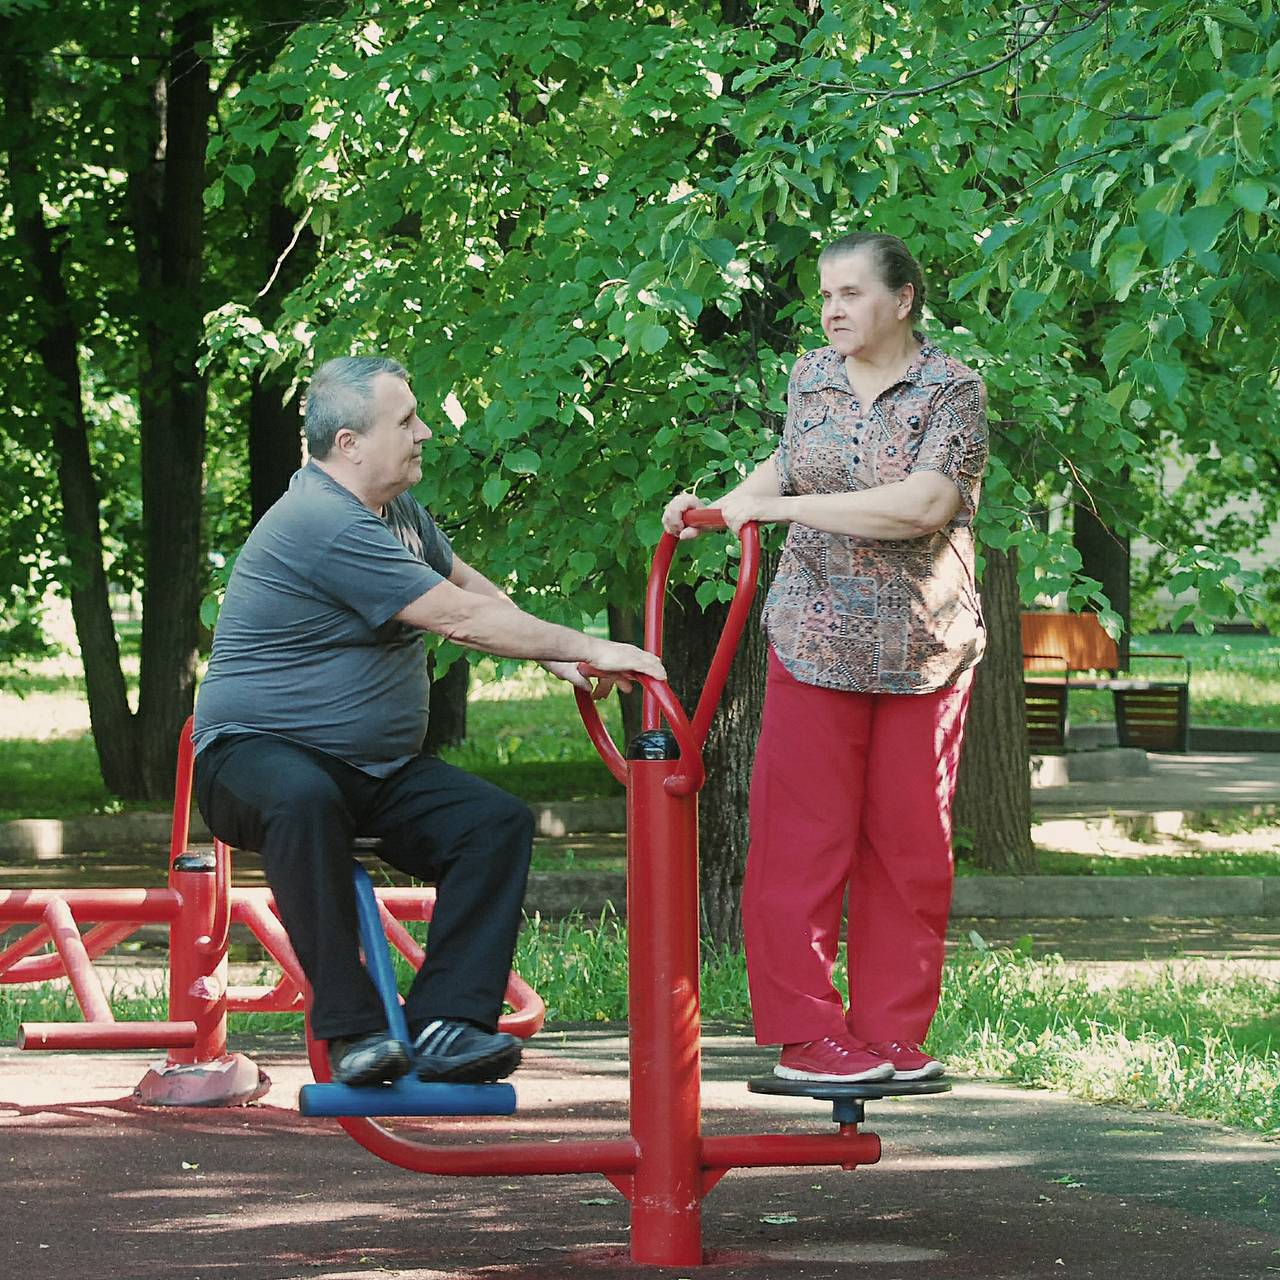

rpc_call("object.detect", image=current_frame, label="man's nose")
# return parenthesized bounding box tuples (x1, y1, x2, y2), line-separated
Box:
(414, 417, 431, 442)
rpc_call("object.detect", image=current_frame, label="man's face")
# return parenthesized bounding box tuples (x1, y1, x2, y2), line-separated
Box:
(820, 249, 913, 358)
(353, 373, 431, 497)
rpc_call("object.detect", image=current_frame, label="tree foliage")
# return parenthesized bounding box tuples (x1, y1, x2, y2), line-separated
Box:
(205, 0, 1278, 635)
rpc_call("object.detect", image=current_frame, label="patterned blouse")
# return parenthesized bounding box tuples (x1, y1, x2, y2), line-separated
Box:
(761, 340, 988, 694)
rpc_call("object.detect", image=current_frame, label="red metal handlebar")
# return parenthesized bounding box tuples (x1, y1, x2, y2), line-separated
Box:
(574, 507, 759, 795)
(643, 509, 760, 743)
(573, 671, 705, 796)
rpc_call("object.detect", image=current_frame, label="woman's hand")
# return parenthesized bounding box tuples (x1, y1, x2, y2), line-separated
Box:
(716, 490, 786, 536)
(661, 492, 707, 540)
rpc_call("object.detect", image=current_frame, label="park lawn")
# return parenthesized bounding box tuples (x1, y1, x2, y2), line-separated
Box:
(1, 632, 1277, 821)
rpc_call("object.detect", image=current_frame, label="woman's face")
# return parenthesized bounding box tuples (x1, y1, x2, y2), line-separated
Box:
(819, 249, 914, 359)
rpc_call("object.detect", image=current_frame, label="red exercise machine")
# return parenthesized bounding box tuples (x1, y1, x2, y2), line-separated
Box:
(0, 508, 947, 1269)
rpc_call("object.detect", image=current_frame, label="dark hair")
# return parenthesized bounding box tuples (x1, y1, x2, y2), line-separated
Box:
(818, 232, 926, 322)
(304, 356, 407, 458)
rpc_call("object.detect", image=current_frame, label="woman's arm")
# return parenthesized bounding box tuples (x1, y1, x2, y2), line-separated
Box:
(717, 470, 961, 540)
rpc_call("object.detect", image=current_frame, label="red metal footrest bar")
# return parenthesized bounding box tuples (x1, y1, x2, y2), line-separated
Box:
(0, 888, 183, 923)
(18, 1021, 199, 1050)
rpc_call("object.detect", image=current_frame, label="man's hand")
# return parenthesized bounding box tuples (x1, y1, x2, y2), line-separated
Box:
(588, 639, 667, 684)
(661, 492, 707, 540)
(716, 490, 785, 536)
(541, 659, 618, 699)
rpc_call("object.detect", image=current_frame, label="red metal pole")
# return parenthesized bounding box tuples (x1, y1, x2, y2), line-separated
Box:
(167, 852, 228, 1067)
(42, 898, 113, 1024)
(627, 752, 704, 1267)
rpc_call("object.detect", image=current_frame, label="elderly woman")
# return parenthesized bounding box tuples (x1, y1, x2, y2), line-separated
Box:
(662, 232, 988, 1084)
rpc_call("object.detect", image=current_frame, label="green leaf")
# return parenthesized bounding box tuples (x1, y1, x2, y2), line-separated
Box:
(1008, 289, 1045, 325)
(640, 324, 670, 355)
(1100, 322, 1145, 377)
(1179, 298, 1213, 341)
(1181, 204, 1232, 255)
(504, 448, 540, 475)
(1152, 358, 1186, 403)
(1106, 242, 1145, 301)
(1231, 180, 1268, 214)
(481, 475, 511, 508)
(225, 164, 256, 194)
(1104, 381, 1132, 411)
(700, 238, 737, 270)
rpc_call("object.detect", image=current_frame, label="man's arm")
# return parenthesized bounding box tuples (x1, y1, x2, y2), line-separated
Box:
(448, 554, 515, 604)
(443, 554, 630, 693)
(395, 579, 666, 681)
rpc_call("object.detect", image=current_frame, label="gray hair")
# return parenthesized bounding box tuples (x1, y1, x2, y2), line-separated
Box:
(304, 356, 407, 458)
(818, 232, 926, 322)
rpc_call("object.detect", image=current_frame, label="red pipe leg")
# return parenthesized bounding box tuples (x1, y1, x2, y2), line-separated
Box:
(136, 852, 267, 1106)
(627, 756, 704, 1266)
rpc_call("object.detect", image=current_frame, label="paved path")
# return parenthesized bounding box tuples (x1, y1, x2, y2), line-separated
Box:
(1031, 750, 1280, 817)
(1, 1030, 1275, 1280)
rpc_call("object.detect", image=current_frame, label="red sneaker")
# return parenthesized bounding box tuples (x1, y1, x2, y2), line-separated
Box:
(866, 1040, 945, 1081)
(774, 1037, 894, 1083)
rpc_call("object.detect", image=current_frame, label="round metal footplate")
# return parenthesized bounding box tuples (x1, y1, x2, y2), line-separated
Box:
(747, 1077, 952, 1101)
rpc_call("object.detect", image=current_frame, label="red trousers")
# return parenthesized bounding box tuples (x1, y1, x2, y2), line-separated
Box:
(742, 649, 971, 1047)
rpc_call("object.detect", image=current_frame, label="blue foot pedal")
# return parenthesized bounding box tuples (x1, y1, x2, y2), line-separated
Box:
(299, 1078, 516, 1118)
(300, 863, 521, 1120)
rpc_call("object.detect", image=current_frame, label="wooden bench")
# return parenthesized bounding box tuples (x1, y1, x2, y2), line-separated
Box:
(1021, 612, 1191, 752)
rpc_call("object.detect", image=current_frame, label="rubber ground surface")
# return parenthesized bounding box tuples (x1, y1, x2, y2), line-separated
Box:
(1, 1029, 1275, 1280)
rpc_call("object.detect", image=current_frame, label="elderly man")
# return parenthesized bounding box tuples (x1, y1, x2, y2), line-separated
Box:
(194, 356, 662, 1087)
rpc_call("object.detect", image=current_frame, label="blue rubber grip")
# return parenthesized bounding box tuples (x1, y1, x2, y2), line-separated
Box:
(351, 862, 411, 1047)
(299, 1078, 517, 1118)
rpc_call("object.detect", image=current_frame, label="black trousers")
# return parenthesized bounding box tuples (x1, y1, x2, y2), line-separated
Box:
(194, 734, 533, 1041)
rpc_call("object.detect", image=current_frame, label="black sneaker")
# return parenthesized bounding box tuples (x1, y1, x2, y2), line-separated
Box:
(328, 1032, 411, 1086)
(412, 1019, 522, 1083)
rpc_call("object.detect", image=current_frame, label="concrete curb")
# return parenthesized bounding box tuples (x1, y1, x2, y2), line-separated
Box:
(0, 800, 624, 859)
(521, 871, 1279, 921)
(4, 792, 1271, 859)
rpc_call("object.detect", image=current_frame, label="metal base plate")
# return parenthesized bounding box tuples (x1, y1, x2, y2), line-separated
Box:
(747, 1077, 952, 1101)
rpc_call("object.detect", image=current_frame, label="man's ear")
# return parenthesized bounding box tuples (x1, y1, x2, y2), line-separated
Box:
(333, 426, 360, 461)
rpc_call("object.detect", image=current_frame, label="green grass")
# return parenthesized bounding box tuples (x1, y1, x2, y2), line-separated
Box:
(1070, 632, 1280, 728)
(929, 935, 1279, 1138)
(2, 924, 1274, 1136)
(960, 848, 1280, 877)
(0, 737, 155, 822)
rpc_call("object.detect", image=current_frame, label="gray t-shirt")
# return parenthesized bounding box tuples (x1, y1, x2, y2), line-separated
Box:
(193, 462, 454, 776)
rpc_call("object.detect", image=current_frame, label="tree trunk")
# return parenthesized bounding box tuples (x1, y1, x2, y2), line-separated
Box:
(131, 10, 215, 797)
(607, 602, 643, 747)
(424, 652, 470, 753)
(663, 546, 776, 948)
(952, 545, 1037, 872)
(1073, 499, 1131, 667)
(0, 23, 137, 793)
(249, 165, 312, 522)
(249, 371, 304, 524)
